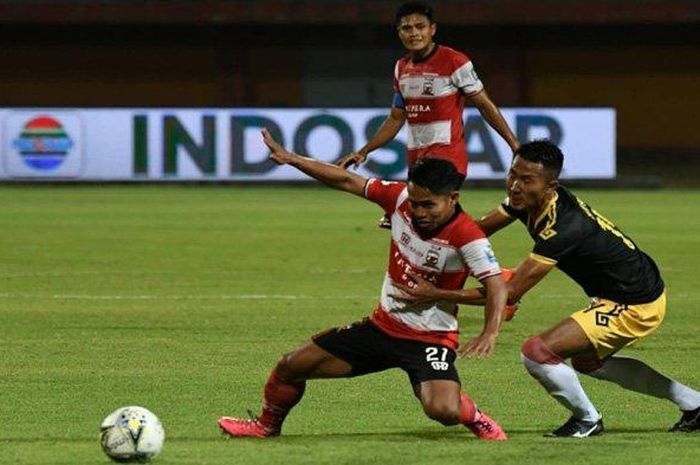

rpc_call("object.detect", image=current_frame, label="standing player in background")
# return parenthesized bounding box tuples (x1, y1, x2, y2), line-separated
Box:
(392, 140, 700, 437)
(337, 1, 519, 179)
(218, 129, 509, 440)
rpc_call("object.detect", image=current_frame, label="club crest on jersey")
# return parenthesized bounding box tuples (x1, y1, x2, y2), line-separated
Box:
(422, 77, 435, 96)
(400, 232, 411, 246)
(423, 246, 441, 269)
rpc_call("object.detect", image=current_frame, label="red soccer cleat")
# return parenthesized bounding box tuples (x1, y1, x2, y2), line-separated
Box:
(466, 410, 508, 440)
(218, 416, 279, 439)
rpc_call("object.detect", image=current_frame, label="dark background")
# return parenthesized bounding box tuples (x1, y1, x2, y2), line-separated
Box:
(2, 0, 699, 185)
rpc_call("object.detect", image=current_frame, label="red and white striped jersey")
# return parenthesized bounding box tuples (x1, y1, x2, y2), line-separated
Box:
(364, 178, 501, 349)
(393, 45, 483, 175)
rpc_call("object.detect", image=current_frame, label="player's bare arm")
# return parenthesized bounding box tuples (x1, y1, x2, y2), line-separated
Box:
(458, 273, 507, 358)
(337, 107, 407, 169)
(262, 128, 367, 196)
(392, 270, 497, 306)
(504, 255, 555, 304)
(393, 257, 547, 310)
(469, 90, 519, 153)
(477, 207, 516, 237)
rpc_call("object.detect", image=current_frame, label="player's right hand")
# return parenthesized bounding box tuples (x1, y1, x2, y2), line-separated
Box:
(459, 331, 497, 358)
(336, 152, 367, 170)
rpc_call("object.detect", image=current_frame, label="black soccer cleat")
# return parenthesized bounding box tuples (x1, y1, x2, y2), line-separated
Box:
(545, 416, 604, 438)
(669, 406, 700, 432)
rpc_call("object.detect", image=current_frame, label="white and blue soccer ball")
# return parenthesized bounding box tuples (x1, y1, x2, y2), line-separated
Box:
(100, 406, 165, 462)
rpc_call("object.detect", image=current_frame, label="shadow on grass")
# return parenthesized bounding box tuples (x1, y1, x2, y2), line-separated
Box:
(0, 425, 684, 445)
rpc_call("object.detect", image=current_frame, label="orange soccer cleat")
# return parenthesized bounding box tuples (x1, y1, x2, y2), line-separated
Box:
(218, 416, 279, 439)
(466, 410, 508, 441)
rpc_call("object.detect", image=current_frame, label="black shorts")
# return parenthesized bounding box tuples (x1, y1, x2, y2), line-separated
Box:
(312, 318, 460, 386)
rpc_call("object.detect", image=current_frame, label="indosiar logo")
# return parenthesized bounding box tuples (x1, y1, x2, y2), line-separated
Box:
(12, 116, 74, 170)
(4, 112, 83, 178)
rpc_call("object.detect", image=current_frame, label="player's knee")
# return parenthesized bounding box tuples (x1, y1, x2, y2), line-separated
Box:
(273, 352, 294, 378)
(520, 336, 562, 365)
(571, 355, 604, 374)
(422, 399, 460, 426)
(274, 351, 308, 381)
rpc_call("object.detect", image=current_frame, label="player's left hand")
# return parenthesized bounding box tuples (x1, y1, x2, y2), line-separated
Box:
(262, 128, 295, 165)
(389, 271, 439, 304)
(459, 331, 497, 358)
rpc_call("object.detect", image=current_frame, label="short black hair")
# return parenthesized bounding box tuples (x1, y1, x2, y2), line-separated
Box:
(408, 158, 464, 195)
(515, 139, 564, 180)
(396, 1, 434, 25)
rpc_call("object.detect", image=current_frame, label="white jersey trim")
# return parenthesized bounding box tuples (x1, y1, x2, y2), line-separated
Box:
(451, 61, 484, 96)
(407, 120, 451, 149)
(398, 75, 459, 99)
(460, 238, 501, 280)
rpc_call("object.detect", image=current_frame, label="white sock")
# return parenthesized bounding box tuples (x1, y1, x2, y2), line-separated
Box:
(588, 356, 700, 411)
(521, 354, 601, 422)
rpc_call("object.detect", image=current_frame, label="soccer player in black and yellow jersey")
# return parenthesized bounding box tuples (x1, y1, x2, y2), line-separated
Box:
(394, 140, 700, 437)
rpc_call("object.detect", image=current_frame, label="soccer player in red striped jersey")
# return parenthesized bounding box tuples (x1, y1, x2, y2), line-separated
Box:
(338, 1, 519, 176)
(218, 129, 509, 440)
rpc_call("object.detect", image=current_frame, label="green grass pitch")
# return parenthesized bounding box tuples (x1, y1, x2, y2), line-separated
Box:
(1, 185, 699, 464)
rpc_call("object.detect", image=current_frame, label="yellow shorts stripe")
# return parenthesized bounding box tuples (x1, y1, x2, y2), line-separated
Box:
(570, 290, 666, 359)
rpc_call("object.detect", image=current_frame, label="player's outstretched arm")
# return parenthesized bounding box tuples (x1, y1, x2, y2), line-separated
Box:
(262, 128, 367, 197)
(336, 107, 407, 169)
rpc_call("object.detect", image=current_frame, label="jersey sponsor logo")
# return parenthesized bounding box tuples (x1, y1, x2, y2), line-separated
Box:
(392, 250, 437, 283)
(404, 104, 432, 113)
(400, 232, 412, 246)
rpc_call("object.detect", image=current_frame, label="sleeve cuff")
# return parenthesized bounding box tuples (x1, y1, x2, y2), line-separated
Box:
(497, 205, 512, 218)
(529, 253, 557, 265)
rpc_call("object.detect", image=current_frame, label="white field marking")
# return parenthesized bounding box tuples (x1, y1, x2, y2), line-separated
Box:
(0, 270, 111, 278)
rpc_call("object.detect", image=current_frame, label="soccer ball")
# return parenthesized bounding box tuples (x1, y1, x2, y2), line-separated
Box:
(100, 406, 165, 462)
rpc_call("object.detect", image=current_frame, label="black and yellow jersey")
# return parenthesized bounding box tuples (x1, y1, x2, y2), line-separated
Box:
(500, 186, 664, 304)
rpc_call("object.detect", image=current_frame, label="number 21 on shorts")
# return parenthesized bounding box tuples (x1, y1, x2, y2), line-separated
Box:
(426, 347, 449, 371)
